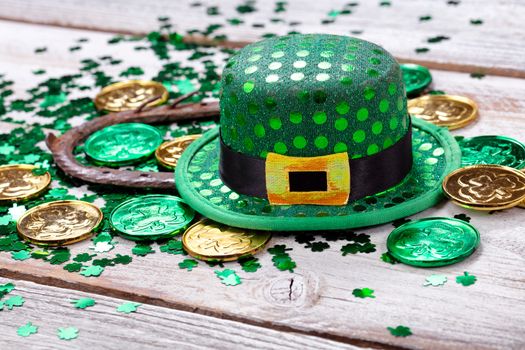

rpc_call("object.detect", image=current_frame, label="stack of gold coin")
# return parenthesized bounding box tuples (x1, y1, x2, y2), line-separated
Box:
(0, 164, 51, 202)
(155, 134, 201, 170)
(17, 200, 103, 246)
(442, 164, 525, 211)
(182, 218, 272, 262)
(94, 80, 169, 112)
(408, 95, 478, 130)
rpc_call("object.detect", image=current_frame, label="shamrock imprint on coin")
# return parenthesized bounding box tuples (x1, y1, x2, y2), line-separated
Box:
(118, 201, 189, 233)
(458, 136, 525, 168)
(457, 169, 525, 203)
(0, 165, 51, 201)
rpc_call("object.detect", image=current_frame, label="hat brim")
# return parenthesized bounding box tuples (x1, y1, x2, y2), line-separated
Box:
(175, 117, 461, 231)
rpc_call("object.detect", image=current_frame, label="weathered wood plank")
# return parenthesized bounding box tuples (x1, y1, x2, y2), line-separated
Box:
(0, 278, 361, 350)
(0, 0, 524, 77)
(0, 19, 525, 350)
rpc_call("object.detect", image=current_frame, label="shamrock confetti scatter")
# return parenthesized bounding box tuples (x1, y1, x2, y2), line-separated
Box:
(215, 269, 242, 286)
(17, 322, 38, 337)
(11, 250, 31, 261)
(268, 245, 297, 272)
(380, 252, 398, 264)
(352, 288, 375, 299)
(117, 302, 142, 314)
(388, 325, 412, 337)
(58, 327, 79, 340)
(64, 262, 83, 272)
(179, 258, 198, 271)
(456, 272, 477, 286)
(424, 274, 448, 287)
(80, 265, 104, 277)
(238, 255, 261, 273)
(132, 244, 155, 256)
(90, 241, 114, 253)
(71, 298, 96, 309)
(4, 295, 25, 310)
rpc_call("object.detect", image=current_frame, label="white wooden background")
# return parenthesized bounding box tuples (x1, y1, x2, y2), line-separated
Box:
(0, 1, 524, 349)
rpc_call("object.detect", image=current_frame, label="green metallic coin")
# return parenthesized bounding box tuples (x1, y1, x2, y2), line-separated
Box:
(401, 64, 432, 96)
(387, 217, 480, 267)
(110, 194, 195, 241)
(458, 135, 525, 169)
(84, 123, 163, 166)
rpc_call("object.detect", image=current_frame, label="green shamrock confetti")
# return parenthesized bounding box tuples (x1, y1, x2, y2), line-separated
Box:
(456, 272, 477, 286)
(268, 245, 296, 272)
(73, 253, 96, 262)
(17, 322, 38, 337)
(380, 252, 398, 264)
(90, 241, 114, 253)
(58, 327, 79, 340)
(4, 295, 25, 310)
(308, 241, 330, 252)
(159, 240, 185, 255)
(117, 302, 141, 314)
(352, 288, 375, 299)
(80, 265, 104, 277)
(388, 325, 412, 337)
(178, 259, 198, 271)
(48, 248, 71, 265)
(215, 269, 242, 286)
(11, 250, 31, 261)
(132, 244, 155, 256)
(453, 213, 471, 222)
(424, 274, 448, 287)
(64, 262, 83, 273)
(238, 255, 261, 273)
(0, 282, 15, 298)
(71, 298, 96, 309)
(113, 254, 132, 265)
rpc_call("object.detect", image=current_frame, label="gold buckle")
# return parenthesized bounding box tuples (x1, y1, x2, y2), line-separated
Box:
(265, 152, 350, 205)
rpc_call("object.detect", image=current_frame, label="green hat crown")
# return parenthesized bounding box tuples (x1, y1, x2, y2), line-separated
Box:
(219, 34, 409, 159)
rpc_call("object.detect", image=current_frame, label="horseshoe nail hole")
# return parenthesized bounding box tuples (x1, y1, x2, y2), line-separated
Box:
(140, 173, 150, 177)
(102, 171, 111, 174)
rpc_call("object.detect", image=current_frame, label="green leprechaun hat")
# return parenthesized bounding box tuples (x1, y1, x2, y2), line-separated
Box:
(176, 34, 461, 231)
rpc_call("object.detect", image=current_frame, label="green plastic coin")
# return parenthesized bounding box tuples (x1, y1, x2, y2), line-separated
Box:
(458, 135, 525, 169)
(387, 217, 480, 267)
(84, 123, 163, 166)
(401, 64, 432, 96)
(110, 194, 195, 241)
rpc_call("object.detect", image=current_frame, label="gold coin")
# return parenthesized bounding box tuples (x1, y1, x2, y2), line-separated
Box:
(155, 134, 201, 169)
(182, 218, 272, 262)
(442, 165, 525, 211)
(94, 80, 169, 112)
(0, 164, 51, 202)
(519, 168, 525, 209)
(17, 200, 103, 246)
(408, 95, 478, 130)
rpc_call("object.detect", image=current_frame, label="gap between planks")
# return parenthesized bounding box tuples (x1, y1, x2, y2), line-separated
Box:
(0, 16, 523, 80)
(0, 268, 402, 350)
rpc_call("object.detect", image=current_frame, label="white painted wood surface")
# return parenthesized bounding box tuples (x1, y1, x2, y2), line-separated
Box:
(0, 4, 524, 350)
(0, 0, 524, 77)
(0, 278, 360, 350)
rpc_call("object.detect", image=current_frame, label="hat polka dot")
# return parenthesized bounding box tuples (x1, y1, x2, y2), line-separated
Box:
(254, 124, 266, 138)
(367, 69, 379, 77)
(293, 60, 307, 68)
(425, 157, 438, 165)
(248, 54, 262, 62)
(274, 142, 287, 154)
(313, 90, 327, 103)
(353, 130, 366, 143)
(334, 142, 348, 153)
(220, 185, 230, 193)
(340, 77, 353, 85)
(318, 61, 332, 69)
(344, 53, 356, 60)
(229, 192, 240, 200)
(356, 107, 368, 121)
(248, 102, 258, 115)
(264, 97, 277, 109)
(210, 196, 223, 204)
(335, 118, 348, 131)
(297, 90, 309, 102)
(252, 46, 263, 52)
(336, 101, 350, 115)
(372, 121, 383, 135)
(243, 81, 255, 93)
(433, 147, 445, 156)
(271, 51, 285, 58)
(369, 57, 381, 65)
(293, 136, 307, 149)
(200, 172, 213, 180)
(316, 73, 330, 81)
(244, 137, 255, 151)
(388, 83, 397, 95)
(291, 72, 305, 81)
(260, 150, 268, 158)
(383, 137, 394, 148)
(341, 64, 355, 72)
(296, 50, 310, 57)
(320, 50, 334, 58)
(379, 99, 390, 113)
(390, 117, 399, 130)
(236, 113, 246, 125)
(266, 74, 279, 83)
(397, 97, 404, 111)
(313, 111, 327, 125)
(199, 189, 213, 197)
(367, 144, 379, 155)
(210, 179, 222, 187)
(290, 112, 303, 124)
(364, 87, 375, 100)
(244, 66, 258, 74)
(269, 116, 282, 130)
(314, 136, 328, 149)
(268, 62, 282, 70)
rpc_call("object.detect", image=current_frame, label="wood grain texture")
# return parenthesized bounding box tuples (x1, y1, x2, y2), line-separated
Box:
(0, 0, 524, 77)
(0, 278, 361, 350)
(0, 16, 525, 350)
